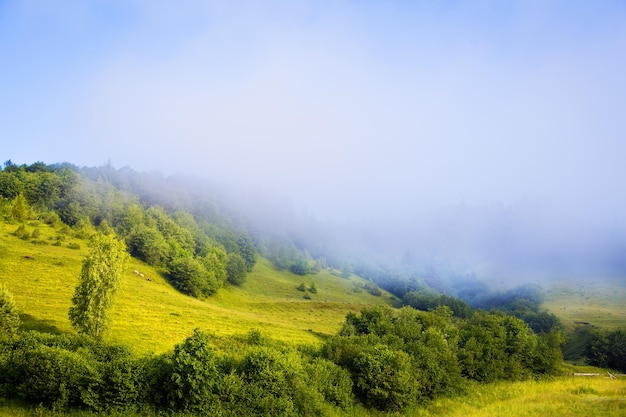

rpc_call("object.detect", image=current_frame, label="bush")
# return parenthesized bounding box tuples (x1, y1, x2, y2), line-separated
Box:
(15, 345, 99, 410)
(168, 329, 219, 412)
(353, 344, 417, 411)
(305, 358, 353, 409)
(94, 356, 147, 411)
(168, 256, 219, 297)
(290, 259, 311, 275)
(0, 285, 21, 338)
(237, 346, 308, 416)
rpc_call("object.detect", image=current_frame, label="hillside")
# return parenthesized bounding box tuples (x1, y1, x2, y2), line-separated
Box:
(544, 278, 626, 331)
(0, 220, 395, 355)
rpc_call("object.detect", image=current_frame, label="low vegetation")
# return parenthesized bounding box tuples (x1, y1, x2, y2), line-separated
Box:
(1, 160, 625, 416)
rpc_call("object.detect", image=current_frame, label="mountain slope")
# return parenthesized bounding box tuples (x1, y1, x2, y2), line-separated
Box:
(0, 220, 395, 355)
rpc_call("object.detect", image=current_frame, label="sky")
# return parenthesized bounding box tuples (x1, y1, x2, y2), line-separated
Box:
(1, 0, 626, 224)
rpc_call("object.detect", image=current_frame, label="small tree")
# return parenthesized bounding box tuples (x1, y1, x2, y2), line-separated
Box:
(169, 329, 219, 412)
(226, 253, 247, 286)
(0, 284, 21, 338)
(69, 233, 129, 338)
(10, 192, 28, 222)
(237, 235, 257, 272)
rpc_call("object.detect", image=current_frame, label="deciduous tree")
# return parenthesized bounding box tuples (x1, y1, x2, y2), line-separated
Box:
(69, 233, 129, 338)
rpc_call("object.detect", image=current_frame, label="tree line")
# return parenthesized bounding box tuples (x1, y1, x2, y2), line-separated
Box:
(0, 161, 256, 297)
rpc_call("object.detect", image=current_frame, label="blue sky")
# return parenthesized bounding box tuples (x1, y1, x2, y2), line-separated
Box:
(1, 1, 625, 222)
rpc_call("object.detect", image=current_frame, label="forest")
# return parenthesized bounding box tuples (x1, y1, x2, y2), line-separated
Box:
(0, 161, 624, 415)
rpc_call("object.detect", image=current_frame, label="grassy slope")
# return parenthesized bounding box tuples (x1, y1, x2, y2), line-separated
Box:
(543, 278, 626, 330)
(0, 221, 395, 355)
(4, 220, 626, 417)
(410, 377, 626, 417)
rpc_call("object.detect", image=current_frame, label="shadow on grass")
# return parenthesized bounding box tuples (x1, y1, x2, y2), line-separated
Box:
(307, 328, 331, 342)
(19, 313, 64, 334)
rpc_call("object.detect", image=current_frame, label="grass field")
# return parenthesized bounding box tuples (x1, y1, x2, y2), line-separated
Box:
(0, 220, 395, 355)
(409, 376, 626, 417)
(543, 278, 626, 330)
(3, 220, 626, 417)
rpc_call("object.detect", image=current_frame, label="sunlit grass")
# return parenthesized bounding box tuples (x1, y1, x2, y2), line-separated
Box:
(410, 377, 626, 417)
(0, 221, 394, 355)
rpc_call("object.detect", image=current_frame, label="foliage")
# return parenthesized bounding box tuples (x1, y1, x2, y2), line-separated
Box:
(168, 254, 226, 297)
(403, 290, 473, 318)
(587, 327, 626, 372)
(10, 193, 28, 222)
(290, 258, 311, 275)
(237, 234, 257, 272)
(126, 224, 169, 266)
(168, 329, 219, 412)
(0, 285, 21, 338)
(226, 252, 247, 285)
(353, 344, 417, 411)
(457, 310, 560, 382)
(0, 162, 259, 299)
(14, 345, 99, 410)
(323, 304, 560, 412)
(69, 233, 129, 338)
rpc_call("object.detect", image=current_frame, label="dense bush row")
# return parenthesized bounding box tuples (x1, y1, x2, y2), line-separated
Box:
(0, 303, 563, 415)
(324, 305, 562, 411)
(0, 330, 353, 416)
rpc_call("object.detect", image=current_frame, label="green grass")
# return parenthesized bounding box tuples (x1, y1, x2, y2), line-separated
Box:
(544, 278, 626, 330)
(4, 220, 626, 417)
(410, 376, 626, 417)
(0, 220, 395, 355)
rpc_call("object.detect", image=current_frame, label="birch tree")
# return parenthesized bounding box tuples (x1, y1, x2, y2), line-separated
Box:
(69, 233, 129, 338)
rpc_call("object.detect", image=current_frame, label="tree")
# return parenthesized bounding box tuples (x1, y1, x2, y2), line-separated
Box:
(10, 192, 28, 222)
(0, 284, 21, 338)
(226, 252, 247, 286)
(69, 233, 129, 338)
(126, 224, 169, 266)
(237, 235, 257, 272)
(169, 256, 216, 297)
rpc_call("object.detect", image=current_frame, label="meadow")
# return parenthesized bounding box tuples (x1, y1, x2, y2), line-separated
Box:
(2, 220, 626, 417)
(0, 220, 394, 355)
(1, 373, 624, 417)
(543, 278, 626, 330)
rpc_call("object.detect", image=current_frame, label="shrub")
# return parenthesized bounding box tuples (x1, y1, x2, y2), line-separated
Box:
(0, 285, 21, 338)
(168, 329, 219, 412)
(237, 346, 311, 416)
(305, 358, 353, 409)
(15, 345, 99, 410)
(352, 344, 417, 411)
